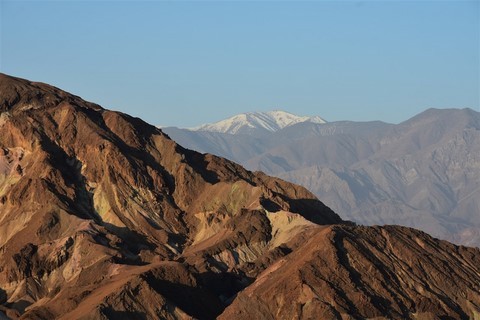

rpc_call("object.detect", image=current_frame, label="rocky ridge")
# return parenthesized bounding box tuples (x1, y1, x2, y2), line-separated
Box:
(0, 73, 479, 319)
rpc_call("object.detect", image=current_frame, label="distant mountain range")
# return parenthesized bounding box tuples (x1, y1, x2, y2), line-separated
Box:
(164, 108, 480, 247)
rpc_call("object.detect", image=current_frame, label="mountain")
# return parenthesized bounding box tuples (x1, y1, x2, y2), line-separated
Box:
(191, 110, 326, 135)
(221, 225, 480, 320)
(1, 73, 479, 319)
(164, 109, 480, 247)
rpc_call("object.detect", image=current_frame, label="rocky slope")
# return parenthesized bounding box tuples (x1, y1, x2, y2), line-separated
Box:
(0, 73, 479, 319)
(164, 109, 480, 247)
(221, 225, 480, 320)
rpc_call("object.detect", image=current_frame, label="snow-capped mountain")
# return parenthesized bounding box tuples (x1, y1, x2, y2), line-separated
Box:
(191, 110, 327, 134)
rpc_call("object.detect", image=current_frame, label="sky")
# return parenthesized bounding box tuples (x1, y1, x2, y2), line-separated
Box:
(1, 1, 479, 127)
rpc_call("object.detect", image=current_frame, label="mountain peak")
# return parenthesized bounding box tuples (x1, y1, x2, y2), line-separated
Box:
(191, 110, 327, 134)
(0, 73, 102, 113)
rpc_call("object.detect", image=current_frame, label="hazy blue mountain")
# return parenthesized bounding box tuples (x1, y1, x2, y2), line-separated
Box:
(164, 108, 480, 247)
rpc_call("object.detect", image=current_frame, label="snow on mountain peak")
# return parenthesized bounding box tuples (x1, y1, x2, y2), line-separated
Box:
(191, 110, 327, 134)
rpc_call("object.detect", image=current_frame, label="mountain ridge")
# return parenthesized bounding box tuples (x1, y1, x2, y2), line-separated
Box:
(1, 73, 479, 319)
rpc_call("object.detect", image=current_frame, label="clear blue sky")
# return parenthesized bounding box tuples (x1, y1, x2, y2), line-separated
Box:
(1, 1, 479, 127)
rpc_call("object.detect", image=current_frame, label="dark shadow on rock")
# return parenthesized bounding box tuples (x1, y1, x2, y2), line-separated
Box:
(38, 132, 102, 223)
(196, 270, 254, 306)
(101, 222, 154, 264)
(143, 272, 224, 320)
(280, 196, 351, 226)
(182, 148, 220, 184)
(260, 197, 282, 212)
(6, 299, 32, 314)
(0, 288, 6, 305)
(101, 309, 147, 320)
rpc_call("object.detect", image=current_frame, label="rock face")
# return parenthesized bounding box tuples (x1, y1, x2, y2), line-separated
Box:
(221, 225, 480, 320)
(164, 109, 480, 247)
(0, 73, 479, 319)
